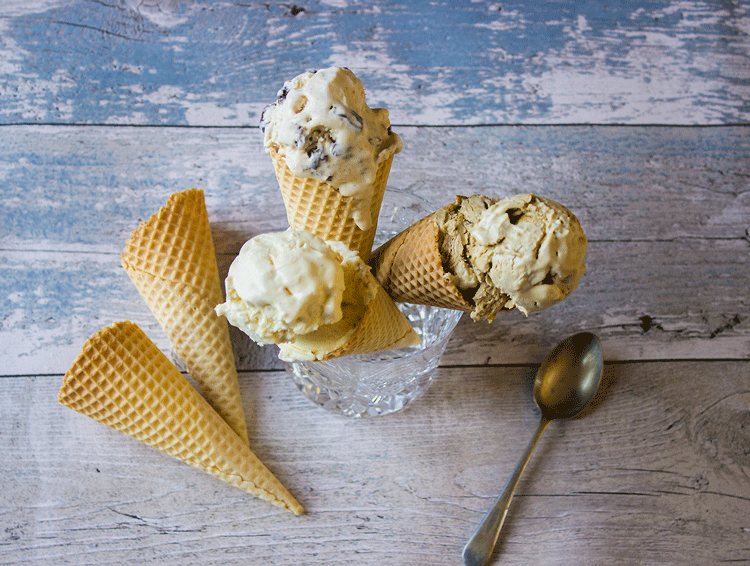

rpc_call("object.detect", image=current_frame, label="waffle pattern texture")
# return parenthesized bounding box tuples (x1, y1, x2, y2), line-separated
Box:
(271, 148, 394, 261)
(121, 188, 248, 445)
(331, 285, 421, 357)
(58, 321, 304, 515)
(322, 285, 418, 360)
(369, 214, 473, 312)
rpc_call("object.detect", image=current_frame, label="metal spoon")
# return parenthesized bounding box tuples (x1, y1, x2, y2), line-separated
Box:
(462, 332, 604, 566)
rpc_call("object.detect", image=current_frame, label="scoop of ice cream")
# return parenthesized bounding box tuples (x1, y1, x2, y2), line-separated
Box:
(276, 248, 379, 363)
(215, 229, 349, 345)
(435, 194, 495, 290)
(439, 194, 587, 320)
(260, 67, 402, 230)
(216, 228, 393, 362)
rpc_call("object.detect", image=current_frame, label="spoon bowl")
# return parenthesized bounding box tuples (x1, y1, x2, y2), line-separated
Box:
(534, 331, 604, 419)
(463, 332, 604, 566)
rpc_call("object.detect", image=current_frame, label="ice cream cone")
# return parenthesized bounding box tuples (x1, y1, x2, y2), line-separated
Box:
(368, 214, 473, 312)
(121, 188, 248, 445)
(328, 284, 420, 358)
(271, 147, 395, 261)
(58, 321, 304, 515)
(279, 284, 420, 362)
(371, 192, 588, 322)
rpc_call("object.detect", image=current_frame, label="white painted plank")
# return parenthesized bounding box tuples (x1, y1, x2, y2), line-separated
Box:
(0, 0, 748, 126)
(2, 362, 749, 565)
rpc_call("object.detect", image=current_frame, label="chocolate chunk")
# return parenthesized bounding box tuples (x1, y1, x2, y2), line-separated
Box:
(331, 106, 364, 132)
(259, 102, 274, 133)
(541, 271, 556, 285)
(309, 147, 328, 170)
(346, 110, 363, 131)
(507, 208, 524, 225)
(294, 125, 308, 149)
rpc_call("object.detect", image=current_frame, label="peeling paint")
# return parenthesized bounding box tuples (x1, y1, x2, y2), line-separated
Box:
(0, 0, 747, 125)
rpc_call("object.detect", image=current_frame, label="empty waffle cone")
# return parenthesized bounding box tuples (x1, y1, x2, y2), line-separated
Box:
(270, 147, 395, 261)
(121, 188, 248, 445)
(368, 213, 473, 312)
(58, 321, 304, 515)
(280, 285, 420, 362)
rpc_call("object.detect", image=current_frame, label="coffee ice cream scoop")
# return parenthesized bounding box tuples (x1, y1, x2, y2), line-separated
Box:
(448, 193, 588, 318)
(369, 193, 588, 322)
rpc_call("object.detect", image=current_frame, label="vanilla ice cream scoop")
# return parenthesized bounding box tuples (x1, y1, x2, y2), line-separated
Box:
(443, 193, 588, 319)
(260, 67, 402, 230)
(215, 229, 348, 345)
(216, 228, 418, 362)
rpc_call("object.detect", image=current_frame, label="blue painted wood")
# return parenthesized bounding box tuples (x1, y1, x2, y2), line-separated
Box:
(1, 0, 748, 125)
(2, 125, 748, 374)
(3, 3, 750, 563)
(3, 125, 749, 251)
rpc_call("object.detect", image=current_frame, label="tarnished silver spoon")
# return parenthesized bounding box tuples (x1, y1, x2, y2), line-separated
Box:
(462, 332, 604, 566)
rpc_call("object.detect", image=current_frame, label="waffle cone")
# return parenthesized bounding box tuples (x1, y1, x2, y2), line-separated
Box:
(280, 285, 419, 361)
(368, 214, 473, 312)
(121, 188, 248, 445)
(270, 147, 394, 261)
(58, 321, 304, 515)
(329, 285, 420, 358)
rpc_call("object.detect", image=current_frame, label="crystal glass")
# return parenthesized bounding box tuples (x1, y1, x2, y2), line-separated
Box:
(284, 189, 463, 417)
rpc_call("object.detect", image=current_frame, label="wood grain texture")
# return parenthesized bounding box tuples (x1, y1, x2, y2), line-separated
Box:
(2, 124, 748, 374)
(2, 1, 750, 563)
(1, 0, 749, 126)
(2, 362, 749, 565)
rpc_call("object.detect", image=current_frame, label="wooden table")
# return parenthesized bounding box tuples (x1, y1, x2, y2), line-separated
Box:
(2, 1, 749, 564)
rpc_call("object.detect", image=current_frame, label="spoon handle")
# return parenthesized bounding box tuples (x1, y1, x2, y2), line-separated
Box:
(462, 417, 551, 566)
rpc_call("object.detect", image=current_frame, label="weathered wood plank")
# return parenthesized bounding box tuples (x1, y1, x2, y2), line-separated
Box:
(2, 362, 749, 565)
(3, 125, 748, 252)
(3, 236, 747, 376)
(2, 124, 748, 374)
(1, 0, 748, 126)
(3, 2, 748, 563)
